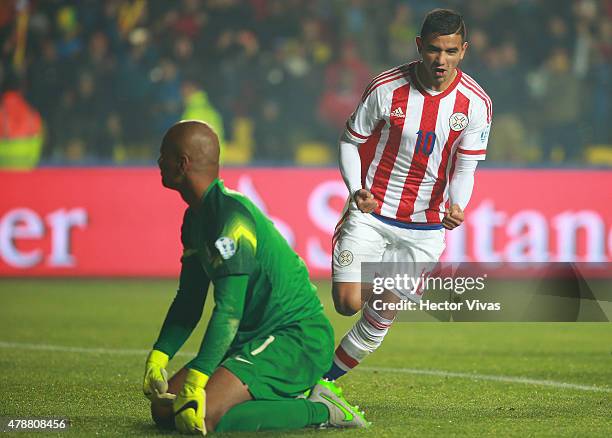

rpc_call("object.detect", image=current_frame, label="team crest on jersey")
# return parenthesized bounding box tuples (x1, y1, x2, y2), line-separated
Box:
(338, 250, 354, 267)
(215, 237, 236, 260)
(449, 112, 469, 131)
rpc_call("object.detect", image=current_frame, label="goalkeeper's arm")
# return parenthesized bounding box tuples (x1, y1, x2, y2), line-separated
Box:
(143, 254, 209, 402)
(173, 275, 248, 434)
(187, 274, 248, 376)
(153, 253, 210, 357)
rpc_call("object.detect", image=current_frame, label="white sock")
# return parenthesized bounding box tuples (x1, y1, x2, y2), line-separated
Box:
(333, 302, 395, 373)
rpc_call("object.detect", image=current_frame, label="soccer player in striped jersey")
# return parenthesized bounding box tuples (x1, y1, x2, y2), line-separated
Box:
(326, 9, 492, 380)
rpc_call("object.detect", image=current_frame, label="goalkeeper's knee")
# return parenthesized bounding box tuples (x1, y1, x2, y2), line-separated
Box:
(205, 415, 218, 433)
(151, 402, 174, 430)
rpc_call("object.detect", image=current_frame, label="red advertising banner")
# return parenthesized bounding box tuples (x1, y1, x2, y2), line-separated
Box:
(1, 169, 611, 277)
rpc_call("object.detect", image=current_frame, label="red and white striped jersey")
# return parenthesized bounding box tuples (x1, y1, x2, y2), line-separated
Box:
(343, 61, 492, 224)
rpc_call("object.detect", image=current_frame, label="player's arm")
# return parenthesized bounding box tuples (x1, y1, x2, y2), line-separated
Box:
(148, 210, 209, 359)
(187, 208, 257, 374)
(173, 275, 249, 434)
(444, 98, 492, 230)
(174, 207, 257, 434)
(444, 157, 477, 229)
(144, 251, 210, 402)
(153, 252, 210, 356)
(189, 274, 248, 375)
(339, 81, 384, 213)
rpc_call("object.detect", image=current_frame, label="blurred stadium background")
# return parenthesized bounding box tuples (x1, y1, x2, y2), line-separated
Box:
(1, 0, 611, 167)
(1, 0, 611, 278)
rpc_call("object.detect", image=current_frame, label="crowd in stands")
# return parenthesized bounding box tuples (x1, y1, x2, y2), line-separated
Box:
(1, 0, 611, 166)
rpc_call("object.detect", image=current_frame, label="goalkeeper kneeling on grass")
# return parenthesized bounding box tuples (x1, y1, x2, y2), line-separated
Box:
(143, 120, 369, 434)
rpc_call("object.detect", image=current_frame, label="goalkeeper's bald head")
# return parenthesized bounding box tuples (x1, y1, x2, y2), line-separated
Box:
(158, 120, 221, 204)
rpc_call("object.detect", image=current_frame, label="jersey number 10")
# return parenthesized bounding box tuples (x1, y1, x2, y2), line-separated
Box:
(415, 130, 437, 156)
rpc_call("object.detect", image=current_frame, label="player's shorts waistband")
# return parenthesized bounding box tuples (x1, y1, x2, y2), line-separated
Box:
(371, 213, 444, 230)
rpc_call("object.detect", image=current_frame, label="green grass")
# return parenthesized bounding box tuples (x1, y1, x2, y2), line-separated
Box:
(0, 279, 611, 437)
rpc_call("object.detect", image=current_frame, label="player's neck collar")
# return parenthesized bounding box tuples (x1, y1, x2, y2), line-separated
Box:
(199, 177, 221, 205)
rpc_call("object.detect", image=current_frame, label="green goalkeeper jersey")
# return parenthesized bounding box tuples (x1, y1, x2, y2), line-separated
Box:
(153, 178, 325, 376)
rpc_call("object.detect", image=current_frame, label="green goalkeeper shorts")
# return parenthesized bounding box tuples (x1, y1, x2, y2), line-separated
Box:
(221, 312, 334, 400)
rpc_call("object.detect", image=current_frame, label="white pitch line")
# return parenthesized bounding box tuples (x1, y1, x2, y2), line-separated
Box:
(0, 341, 191, 358)
(359, 366, 612, 393)
(1, 341, 610, 393)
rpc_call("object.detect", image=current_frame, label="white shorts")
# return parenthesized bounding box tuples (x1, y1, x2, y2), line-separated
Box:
(332, 204, 446, 298)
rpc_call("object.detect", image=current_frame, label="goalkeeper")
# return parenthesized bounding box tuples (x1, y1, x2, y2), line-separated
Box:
(143, 120, 368, 434)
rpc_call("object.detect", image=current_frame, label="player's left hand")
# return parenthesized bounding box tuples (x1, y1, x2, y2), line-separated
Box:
(442, 204, 464, 230)
(143, 350, 176, 405)
(173, 369, 209, 435)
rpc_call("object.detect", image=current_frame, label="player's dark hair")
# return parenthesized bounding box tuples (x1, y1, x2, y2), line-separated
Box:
(420, 9, 466, 42)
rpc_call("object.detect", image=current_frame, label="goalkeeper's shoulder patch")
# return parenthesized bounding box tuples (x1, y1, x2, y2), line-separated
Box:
(215, 237, 236, 260)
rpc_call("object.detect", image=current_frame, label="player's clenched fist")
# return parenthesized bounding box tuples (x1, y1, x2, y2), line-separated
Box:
(174, 369, 208, 435)
(353, 189, 378, 214)
(143, 350, 175, 404)
(442, 204, 464, 230)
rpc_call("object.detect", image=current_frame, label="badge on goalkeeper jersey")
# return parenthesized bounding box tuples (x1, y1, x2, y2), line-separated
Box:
(215, 237, 237, 259)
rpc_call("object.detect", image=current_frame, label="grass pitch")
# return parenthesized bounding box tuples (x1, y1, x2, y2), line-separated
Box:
(1, 279, 610, 437)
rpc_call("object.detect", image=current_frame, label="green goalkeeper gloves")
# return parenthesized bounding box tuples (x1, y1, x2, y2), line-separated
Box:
(173, 369, 209, 435)
(143, 350, 175, 404)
